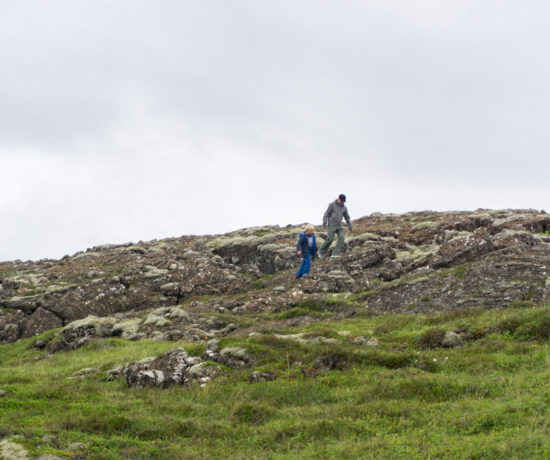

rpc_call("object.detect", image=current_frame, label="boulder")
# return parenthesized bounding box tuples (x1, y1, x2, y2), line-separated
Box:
(492, 229, 537, 250)
(219, 347, 253, 368)
(430, 231, 494, 268)
(123, 348, 218, 388)
(441, 332, 463, 348)
(0, 440, 29, 459)
(21, 307, 62, 339)
(249, 371, 277, 383)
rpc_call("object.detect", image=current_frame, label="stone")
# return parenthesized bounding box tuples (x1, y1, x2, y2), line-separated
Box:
(160, 283, 180, 296)
(107, 366, 123, 381)
(410, 221, 438, 232)
(124, 348, 222, 388)
(492, 229, 537, 250)
(441, 331, 463, 348)
(64, 316, 115, 338)
(143, 312, 171, 327)
(187, 363, 220, 380)
(34, 339, 48, 349)
(68, 442, 86, 451)
(249, 371, 277, 383)
(21, 307, 63, 339)
(0, 439, 29, 459)
(219, 347, 253, 368)
(68, 368, 98, 379)
(0, 389, 6, 397)
(166, 307, 190, 319)
(151, 331, 168, 341)
(366, 339, 379, 348)
(41, 434, 57, 443)
(430, 231, 494, 268)
(112, 318, 143, 339)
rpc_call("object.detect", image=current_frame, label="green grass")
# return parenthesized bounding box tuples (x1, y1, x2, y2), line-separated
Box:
(2, 305, 550, 458)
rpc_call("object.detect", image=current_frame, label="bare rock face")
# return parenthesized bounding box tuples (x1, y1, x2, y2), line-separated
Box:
(21, 307, 63, 339)
(430, 230, 494, 268)
(491, 229, 538, 250)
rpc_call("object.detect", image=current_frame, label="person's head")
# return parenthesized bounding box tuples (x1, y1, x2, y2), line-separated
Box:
(305, 224, 315, 235)
(338, 194, 347, 204)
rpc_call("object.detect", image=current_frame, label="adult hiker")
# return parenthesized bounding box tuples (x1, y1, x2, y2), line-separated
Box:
(319, 194, 352, 258)
(294, 224, 318, 279)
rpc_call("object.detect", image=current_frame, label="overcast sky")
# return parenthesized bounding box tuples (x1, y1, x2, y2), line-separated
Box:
(1, 1, 549, 262)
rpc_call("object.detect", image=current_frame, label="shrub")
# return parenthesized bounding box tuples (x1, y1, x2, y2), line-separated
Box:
(514, 312, 550, 341)
(233, 403, 275, 425)
(418, 328, 446, 349)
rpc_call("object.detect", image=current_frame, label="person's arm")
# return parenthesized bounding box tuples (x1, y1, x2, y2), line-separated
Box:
(344, 208, 352, 231)
(322, 203, 332, 227)
(296, 234, 304, 255)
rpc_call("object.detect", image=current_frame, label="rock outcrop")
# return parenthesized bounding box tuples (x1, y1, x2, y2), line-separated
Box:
(1, 209, 550, 345)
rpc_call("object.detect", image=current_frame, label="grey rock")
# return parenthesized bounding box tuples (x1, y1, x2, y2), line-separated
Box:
(442, 331, 463, 348)
(68, 442, 86, 451)
(124, 348, 221, 388)
(0, 389, 6, 397)
(492, 229, 537, 250)
(107, 366, 123, 381)
(366, 339, 379, 348)
(34, 340, 48, 349)
(68, 368, 98, 379)
(430, 231, 494, 269)
(41, 434, 57, 443)
(160, 283, 180, 296)
(219, 347, 253, 368)
(353, 336, 369, 345)
(202, 339, 221, 361)
(249, 371, 276, 383)
(187, 363, 220, 379)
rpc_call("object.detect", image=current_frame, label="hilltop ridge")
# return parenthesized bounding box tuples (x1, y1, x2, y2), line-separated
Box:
(1, 208, 550, 347)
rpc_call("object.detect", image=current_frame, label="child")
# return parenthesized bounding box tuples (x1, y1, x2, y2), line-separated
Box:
(294, 224, 318, 279)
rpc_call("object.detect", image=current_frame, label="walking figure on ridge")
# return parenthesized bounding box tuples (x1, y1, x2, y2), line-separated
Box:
(294, 224, 318, 279)
(319, 194, 352, 259)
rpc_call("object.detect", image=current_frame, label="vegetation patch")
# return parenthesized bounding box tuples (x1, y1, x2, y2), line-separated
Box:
(2, 305, 550, 458)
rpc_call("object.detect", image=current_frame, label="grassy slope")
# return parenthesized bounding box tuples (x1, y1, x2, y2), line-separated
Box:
(1, 305, 550, 459)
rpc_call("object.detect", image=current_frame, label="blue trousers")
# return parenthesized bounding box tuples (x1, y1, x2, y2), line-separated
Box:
(296, 254, 311, 278)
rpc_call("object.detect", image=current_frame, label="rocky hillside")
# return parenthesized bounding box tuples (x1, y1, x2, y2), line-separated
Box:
(1, 209, 550, 350)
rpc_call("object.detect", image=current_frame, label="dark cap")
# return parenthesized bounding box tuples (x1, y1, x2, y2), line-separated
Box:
(338, 194, 347, 203)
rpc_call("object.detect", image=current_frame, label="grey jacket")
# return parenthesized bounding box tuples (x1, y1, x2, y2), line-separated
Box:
(323, 200, 352, 230)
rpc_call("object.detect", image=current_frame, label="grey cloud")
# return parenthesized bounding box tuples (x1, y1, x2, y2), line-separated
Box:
(1, 1, 549, 260)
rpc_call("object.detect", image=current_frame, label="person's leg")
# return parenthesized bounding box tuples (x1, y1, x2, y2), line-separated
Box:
(296, 256, 307, 278)
(332, 228, 345, 256)
(302, 254, 311, 276)
(319, 226, 336, 256)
